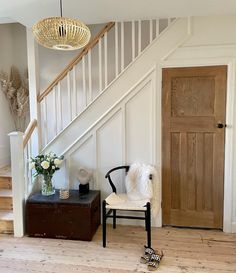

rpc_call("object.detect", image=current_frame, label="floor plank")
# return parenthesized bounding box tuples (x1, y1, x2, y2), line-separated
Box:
(0, 225, 236, 272)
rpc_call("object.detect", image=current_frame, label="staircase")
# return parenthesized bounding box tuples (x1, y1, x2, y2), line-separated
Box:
(8, 17, 191, 236)
(0, 166, 13, 234)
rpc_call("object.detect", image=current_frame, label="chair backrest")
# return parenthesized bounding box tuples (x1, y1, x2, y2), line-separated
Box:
(105, 163, 155, 198)
(105, 165, 130, 193)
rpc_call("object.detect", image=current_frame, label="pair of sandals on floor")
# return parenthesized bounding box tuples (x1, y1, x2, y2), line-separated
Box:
(140, 245, 164, 271)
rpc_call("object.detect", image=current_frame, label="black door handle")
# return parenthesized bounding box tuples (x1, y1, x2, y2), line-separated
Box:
(217, 123, 226, 128)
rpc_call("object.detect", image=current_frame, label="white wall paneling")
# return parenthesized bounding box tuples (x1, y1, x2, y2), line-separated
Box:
(125, 79, 153, 164)
(68, 135, 95, 190)
(96, 110, 123, 201)
(62, 71, 157, 225)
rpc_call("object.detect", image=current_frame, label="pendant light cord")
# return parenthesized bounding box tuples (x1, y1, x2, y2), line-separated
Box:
(60, 0, 63, 17)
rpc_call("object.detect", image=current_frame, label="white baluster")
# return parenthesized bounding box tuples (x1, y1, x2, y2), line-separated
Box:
(149, 19, 153, 43)
(104, 32, 108, 87)
(52, 87, 57, 136)
(132, 21, 135, 61)
(43, 97, 48, 145)
(115, 22, 119, 77)
(121, 21, 124, 71)
(72, 66, 77, 116)
(57, 82, 63, 132)
(26, 139, 32, 196)
(82, 56, 87, 107)
(138, 20, 142, 55)
(28, 139, 32, 189)
(156, 19, 159, 38)
(67, 72, 72, 121)
(168, 18, 171, 26)
(24, 144, 29, 198)
(99, 39, 102, 92)
(88, 50, 92, 102)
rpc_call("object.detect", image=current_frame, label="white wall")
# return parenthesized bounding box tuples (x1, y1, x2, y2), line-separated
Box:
(0, 23, 27, 168)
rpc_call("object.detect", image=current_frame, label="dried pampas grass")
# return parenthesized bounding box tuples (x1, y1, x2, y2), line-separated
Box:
(0, 66, 29, 131)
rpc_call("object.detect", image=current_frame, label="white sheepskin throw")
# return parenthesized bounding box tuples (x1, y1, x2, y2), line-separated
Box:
(125, 163, 160, 216)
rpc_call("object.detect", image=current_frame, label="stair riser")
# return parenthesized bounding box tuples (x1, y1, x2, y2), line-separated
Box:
(0, 220, 13, 234)
(0, 177, 12, 189)
(0, 197, 13, 210)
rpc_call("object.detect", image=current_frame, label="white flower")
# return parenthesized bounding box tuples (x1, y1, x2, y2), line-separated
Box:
(54, 158, 63, 166)
(41, 161, 50, 169)
(29, 162, 35, 170)
(52, 166, 55, 169)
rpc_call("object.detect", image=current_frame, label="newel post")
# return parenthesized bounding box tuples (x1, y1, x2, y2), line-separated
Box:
(9, 132, 25, 237)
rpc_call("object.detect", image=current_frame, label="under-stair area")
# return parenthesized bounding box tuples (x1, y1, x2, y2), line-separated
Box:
(8, 17, 191, 236)
(0, 166, 13, 234)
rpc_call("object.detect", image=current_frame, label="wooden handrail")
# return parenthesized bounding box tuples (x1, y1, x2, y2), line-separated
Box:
(38, 22, 115, 102)
(23, 119, 37, 148)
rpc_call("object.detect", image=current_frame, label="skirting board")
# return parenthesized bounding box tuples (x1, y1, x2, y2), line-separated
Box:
(231, 222, 236, 233)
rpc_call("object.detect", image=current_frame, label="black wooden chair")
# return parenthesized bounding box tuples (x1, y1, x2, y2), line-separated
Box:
(102, 165, 152, 248)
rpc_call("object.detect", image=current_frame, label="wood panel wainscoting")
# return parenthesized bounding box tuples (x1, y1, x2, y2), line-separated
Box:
(0, 226, 236, 272)
(162, 66, 227, 229)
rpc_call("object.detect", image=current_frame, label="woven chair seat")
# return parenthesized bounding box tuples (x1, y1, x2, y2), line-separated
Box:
(105, 192, 149, 211)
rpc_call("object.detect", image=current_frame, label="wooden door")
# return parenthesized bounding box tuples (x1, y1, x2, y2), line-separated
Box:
(162, 66, 227, 229)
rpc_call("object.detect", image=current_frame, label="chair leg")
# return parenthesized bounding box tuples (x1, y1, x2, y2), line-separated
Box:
(113, 209, 116, 229)
(146, 202, 151, 248)
(145, 211, 148, 231)
(102, 200, 107, 248)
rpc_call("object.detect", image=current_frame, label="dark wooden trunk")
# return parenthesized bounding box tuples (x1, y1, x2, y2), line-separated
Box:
(26, 190, 100, 241)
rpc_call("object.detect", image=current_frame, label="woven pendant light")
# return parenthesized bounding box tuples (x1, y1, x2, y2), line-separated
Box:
(33, 0, 91, 50)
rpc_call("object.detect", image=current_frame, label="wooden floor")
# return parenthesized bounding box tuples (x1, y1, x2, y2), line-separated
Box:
(0, 225, 236, 273)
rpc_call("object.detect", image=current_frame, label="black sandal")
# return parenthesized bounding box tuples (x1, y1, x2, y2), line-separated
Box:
(144, 245, 156, 255)
(140, 254, 150, 264)
(147, 251, 164, 271)
(140, 245, 155, 264)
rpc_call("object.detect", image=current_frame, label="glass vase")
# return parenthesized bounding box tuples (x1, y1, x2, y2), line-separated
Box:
(41, 175, 55, 196)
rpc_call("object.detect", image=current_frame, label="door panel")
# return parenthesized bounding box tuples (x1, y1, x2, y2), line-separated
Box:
(162, 66, 227, 229)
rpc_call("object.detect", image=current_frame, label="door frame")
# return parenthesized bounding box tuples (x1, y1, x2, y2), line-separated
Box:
(156, 57, 236, 232)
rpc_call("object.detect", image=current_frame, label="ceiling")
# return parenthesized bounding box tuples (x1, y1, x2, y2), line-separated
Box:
(1, 0, 236, 27)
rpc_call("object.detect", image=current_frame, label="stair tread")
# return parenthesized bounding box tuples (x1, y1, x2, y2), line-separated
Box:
(0, 189, 12, 197)
(0, 210, 13, 221)
(0, 166, 11, 178)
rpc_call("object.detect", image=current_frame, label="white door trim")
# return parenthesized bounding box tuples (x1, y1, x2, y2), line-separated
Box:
(157, 56, 236, 232)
